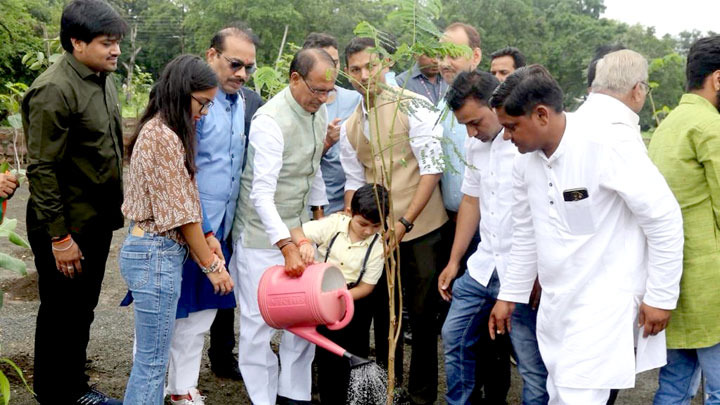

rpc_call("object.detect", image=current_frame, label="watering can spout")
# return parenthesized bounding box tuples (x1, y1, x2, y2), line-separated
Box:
(343, 351, 371, 368)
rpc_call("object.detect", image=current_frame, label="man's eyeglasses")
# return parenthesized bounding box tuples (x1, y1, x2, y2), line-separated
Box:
(639, 81, 652, 94)
(191, 95, 214, 114)
(302, 76, 336, 98)
(215, 49, 256, 75)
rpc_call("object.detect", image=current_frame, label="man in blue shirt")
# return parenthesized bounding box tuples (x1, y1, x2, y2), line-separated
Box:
(302, 33, 362, 215)
(165, 27, 257, 404)
(396, 54, 447, 106)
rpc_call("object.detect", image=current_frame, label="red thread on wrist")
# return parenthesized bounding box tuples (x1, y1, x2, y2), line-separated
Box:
(297, 239, 311, 247)
(52, 234, 71, 244)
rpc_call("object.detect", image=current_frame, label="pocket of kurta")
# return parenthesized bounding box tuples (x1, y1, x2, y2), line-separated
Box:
(563, 198, 595, 235)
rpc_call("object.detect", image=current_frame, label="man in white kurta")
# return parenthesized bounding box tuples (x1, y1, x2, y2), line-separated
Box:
(488, 65, 684, 404)
(230, 48, 333, 405)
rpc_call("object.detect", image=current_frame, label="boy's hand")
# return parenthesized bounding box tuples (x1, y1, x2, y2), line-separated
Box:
(298, 243, 315, 264)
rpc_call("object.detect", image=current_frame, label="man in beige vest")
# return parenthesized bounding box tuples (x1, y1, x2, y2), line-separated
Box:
(338, 36, 448, 405)
(229, 48, 335, 405)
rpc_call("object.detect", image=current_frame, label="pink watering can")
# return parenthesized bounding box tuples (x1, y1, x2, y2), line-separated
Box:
(258, 262, 371, 367)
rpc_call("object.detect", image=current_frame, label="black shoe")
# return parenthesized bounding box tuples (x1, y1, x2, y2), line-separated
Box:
(276, 395, 311, 405)
(76, 387, 122, 405)
(210, 357, 243, 381)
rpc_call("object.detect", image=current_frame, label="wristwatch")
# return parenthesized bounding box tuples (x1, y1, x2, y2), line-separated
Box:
(398, 217, 414, 232)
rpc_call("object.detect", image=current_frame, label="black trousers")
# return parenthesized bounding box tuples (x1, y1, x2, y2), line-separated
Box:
(372, 224, 446, 404)
(316, 294, 373, 404)
(208, 307, 236, 364)
(28, 223, 113, 404)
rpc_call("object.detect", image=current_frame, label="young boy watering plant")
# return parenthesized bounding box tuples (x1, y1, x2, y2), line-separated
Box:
(290, 183, 389, 404)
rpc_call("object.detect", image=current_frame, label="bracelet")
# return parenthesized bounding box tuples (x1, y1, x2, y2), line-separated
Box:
(204, 231, 214, 238)
(52, 234, 71, 244)
(51, 239, 74, 252)
(297, 238, 311, 247)
(277, 240, 295, 251)
(201, 254, 222, 274)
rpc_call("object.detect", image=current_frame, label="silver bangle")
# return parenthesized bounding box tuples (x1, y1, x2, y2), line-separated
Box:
(52, 239, 74, 252)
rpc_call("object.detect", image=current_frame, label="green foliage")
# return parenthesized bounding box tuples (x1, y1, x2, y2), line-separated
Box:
(644, 53, 685, 126)
(0, 350, 34, 404)
(22, 37, 63, 72)
(120, 64, 153, 118)
(0, 83, 28, 128)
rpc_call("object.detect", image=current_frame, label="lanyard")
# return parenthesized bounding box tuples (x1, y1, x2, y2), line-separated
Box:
(419, 76, 439, 104)
(324, 232, 380, 288)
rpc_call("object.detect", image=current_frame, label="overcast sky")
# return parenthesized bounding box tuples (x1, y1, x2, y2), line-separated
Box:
(602, 0, 719, 37)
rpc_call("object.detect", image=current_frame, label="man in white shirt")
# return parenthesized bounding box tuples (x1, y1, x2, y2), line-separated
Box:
(438, 70, 548, 404)
(488, 65, 684, 404)
(230, 48, 333, 405)
(339, 36, 448, 404)
(576, 49, 649, 149)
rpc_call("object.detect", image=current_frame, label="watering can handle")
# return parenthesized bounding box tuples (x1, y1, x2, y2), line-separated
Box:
(327, 288, 354, 330)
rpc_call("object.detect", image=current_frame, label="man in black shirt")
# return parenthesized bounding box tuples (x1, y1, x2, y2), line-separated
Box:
(21, 1, 127, 403)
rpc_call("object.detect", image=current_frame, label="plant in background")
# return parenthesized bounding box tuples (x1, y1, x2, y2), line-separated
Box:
(120, 64, 154, 118)
(0, 83, 29, 169)
(0, 344, 34, 405)
(21, 36, 63, 72)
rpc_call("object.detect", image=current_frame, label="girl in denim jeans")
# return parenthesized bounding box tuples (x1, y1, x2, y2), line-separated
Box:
(119, 54, 234, 404)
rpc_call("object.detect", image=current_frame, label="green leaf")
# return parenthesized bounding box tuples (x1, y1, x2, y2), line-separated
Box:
(0, 369, 9, 405)
(21, 53, 30, 65)
(0, 358, 33, 395)
(0, 163, 8, 174)
(0, 253, 26, 276)
(7, 114, 21, 130)
(36, 52, 44, 63)
(7, 232, 29, 249)
(29, 61, 42, 71)
(48, 53, 61, 64)
(0, 218, 18, 232)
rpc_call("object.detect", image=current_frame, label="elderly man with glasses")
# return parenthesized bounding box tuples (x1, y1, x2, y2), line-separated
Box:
(229, 47, 335, 405)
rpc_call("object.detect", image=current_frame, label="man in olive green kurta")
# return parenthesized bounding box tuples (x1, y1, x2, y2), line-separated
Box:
(648, 35, 720, 404)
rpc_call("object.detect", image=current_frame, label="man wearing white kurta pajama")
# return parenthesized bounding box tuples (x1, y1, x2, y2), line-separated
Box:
(488, 65, 685, 404)
(230, 49, 335, 405)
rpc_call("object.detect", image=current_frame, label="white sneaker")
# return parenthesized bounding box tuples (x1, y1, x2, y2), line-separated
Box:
(169, 388, 206, 405)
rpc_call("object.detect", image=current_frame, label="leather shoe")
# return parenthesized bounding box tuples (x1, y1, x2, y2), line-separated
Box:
(276, 395, 311, 405)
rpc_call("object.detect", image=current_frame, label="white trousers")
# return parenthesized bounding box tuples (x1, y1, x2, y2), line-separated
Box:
(166, 308, 218, 395)
(547, 374, 611, 405)
(231, 239, 315, 405)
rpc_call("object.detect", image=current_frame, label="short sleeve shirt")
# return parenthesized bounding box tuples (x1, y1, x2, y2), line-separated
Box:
(302, 213, 384, 285)
(122, 116, 203, 244)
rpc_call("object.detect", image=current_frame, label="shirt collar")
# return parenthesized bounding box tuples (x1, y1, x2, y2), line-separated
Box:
(65, 52, 103, 80)
(539, 112, 571, 163)
(679, 93, 719, 113)
(586, 92, 640, 127)
(214, 88, 240, 106)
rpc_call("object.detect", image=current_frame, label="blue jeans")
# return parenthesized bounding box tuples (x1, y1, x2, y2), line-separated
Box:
(442, 271, 503, 405)
(120, 231, 186, 404)
(654, 342, 720, 405)
(510, 303, 549, 404)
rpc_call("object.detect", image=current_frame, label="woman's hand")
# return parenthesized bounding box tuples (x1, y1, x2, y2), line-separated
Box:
(206, 264, 234, 295)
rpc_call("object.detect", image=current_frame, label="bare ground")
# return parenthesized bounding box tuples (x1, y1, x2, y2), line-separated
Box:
(0, 184, 700, 404)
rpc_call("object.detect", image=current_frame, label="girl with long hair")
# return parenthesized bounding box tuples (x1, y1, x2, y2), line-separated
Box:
(120, 54, 234, 404)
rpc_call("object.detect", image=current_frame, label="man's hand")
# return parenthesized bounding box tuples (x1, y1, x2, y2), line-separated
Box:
(205, 234, 225, 264)
(324, 118, 342, 151)
(438, 262, 460, 302)
(206, 263, 234, 295)
(529, 278, 542, 310)
(52, 236, 84, 279)
(298, 243, 315, 264)
(385, 220, 406, 254)
(281, 243, 306, 277)
(638, 302, 672, 338)
(488, 300, 516, 340)
(0, 172, 19, 199)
